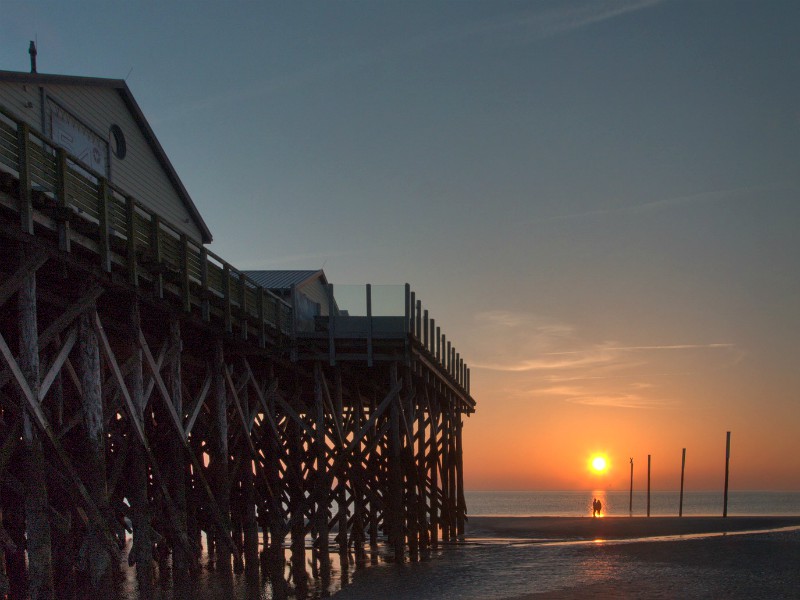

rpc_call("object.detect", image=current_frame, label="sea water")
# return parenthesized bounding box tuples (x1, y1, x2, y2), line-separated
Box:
(465, 490, 800, 517)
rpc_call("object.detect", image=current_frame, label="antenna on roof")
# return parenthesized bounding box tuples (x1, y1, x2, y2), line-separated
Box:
(29, 41, 37, 73)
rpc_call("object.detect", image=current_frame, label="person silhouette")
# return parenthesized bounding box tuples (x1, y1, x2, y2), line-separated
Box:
(596, 498, 602, 516)
(592, 498, 597, 517)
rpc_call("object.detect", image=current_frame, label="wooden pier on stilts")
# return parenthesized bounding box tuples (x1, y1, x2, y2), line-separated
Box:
(0, 76, 475, 599)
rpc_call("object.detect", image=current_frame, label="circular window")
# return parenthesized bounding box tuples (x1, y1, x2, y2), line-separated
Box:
(109, 124, 126, 159)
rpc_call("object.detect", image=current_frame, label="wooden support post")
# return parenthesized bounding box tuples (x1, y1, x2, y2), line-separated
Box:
(679, 448, 686, 517)
(415, 299, 422, 338)
(97, 178, 111, 273)
(150, 216, 163, 298)
(238, 275, 247, 340)
(240, 375, 259, 586)
(180, 235, 191, 313)
(629, 457, 633, 516)
(17, 246, 55, 600)
(647, 454, 651, 517)
(403, 366, 419, 560)
(223, 265, 232, 334)
(435, 325, 440, 362)
(423, 310, 429, 351)
(264, 376, 288, 599)
(125, 300, 154, 599)
(367, 389, 379, 551)
(257, 288, 266, 348)
(723, 431, 731, 517)
(313, 363, 331, 574)
(165, 319, 191, 597)
(327, 284, 336, 366)
(439, 407, 450, 542)
(350, 382, 366, 563)
(200, 248, 210, 322)
(428, 394, 439, 549)
(55, 148, 71, 252)
(125, 197, 138, 286)
(416, 392, 429, 552)
(286, 409, 307, 594)
(212, 340, 233, 578)
(77, 309, 116, 592)
(388, 363, 404, 562)
(455, 412, 465, 538)
(448, 411, 457, 540)
(366, 284, 373, 367)
(17, 123, 33, 234)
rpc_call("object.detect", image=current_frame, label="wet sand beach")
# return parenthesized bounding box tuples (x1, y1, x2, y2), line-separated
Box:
(332, 517, 800, 599)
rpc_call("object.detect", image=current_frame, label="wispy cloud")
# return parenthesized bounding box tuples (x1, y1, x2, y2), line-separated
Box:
(466, 308, 739, 409)
(528, 185, 787, 224)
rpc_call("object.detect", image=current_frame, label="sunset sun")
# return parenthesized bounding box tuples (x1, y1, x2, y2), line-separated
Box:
(590, 455, 608, 473)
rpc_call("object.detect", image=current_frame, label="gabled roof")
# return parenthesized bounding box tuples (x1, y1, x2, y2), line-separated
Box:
(0, 70, 212, 243)
(244, 270, 328, 291)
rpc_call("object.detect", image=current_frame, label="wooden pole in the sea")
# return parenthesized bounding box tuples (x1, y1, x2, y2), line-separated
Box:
(629, 458, 633, 515)
(723, 431, 731, 517)
(679, 448, 686, 517)
(647, 454, 651, 517)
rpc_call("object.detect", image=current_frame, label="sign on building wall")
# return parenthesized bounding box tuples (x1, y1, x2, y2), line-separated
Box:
(49, 101, 108, 175)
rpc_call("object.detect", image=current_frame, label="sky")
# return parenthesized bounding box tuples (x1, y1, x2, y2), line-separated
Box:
(3, 0, 799, 492)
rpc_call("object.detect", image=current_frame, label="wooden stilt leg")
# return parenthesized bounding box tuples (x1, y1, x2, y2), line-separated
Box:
(211, 340, 232, 580)
(17, 249, 55, 600)
(313, 363, 330, 575)
(77, 310, 115, 594)
(287, 415, 307, 595)
(165, 320, 190, 599)
(388, 363, 404, 562)
(429, 396, 439, 549)
(456, 412, 465, 538)
(242, 456, 259, 584)
(125, 301, 154, 600)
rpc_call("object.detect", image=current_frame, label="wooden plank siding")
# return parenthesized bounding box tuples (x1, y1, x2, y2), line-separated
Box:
(0, 102, 291, 343)
(0, 81, 203, 242)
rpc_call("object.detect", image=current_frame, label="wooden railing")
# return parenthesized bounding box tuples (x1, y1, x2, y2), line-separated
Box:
(405, 284, 471, 397)
(0, 103, 293, 340)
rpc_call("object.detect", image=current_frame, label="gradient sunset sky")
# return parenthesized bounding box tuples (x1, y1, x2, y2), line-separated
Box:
(3, 1, 798, 491)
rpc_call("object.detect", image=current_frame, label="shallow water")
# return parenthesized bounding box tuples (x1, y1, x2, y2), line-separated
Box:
(114, 490, 800, 599)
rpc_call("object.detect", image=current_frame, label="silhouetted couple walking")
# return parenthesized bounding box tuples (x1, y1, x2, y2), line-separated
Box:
(592, 497, 602, 517)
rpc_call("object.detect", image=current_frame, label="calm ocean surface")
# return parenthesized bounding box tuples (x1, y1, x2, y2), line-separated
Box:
(465, 489, 800, 517)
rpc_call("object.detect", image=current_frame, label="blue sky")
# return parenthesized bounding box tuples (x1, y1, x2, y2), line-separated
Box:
(3, 1, 799, 489)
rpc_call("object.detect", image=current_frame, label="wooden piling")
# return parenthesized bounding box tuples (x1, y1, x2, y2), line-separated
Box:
(679, 448, 686, 517)
(388, 363, 404, 562)
(17, 247, 55, 600)
(125, 300, 155, 599)
(77, 309, 115, 593)
(211, 340, 233, 578)
(165, 319, 191, 598)
(723, 431, 731, 518)
(647, 454, 651, 517)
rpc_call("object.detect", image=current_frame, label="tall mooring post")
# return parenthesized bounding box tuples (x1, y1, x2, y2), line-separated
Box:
(679, 448, 686, 517)
(723, 431, 731, 517)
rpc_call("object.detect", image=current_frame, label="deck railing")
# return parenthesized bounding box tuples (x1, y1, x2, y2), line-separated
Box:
(324, 283, 471, 395)
(0, 103, 293, 339)
(0, 102, 471, 397)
